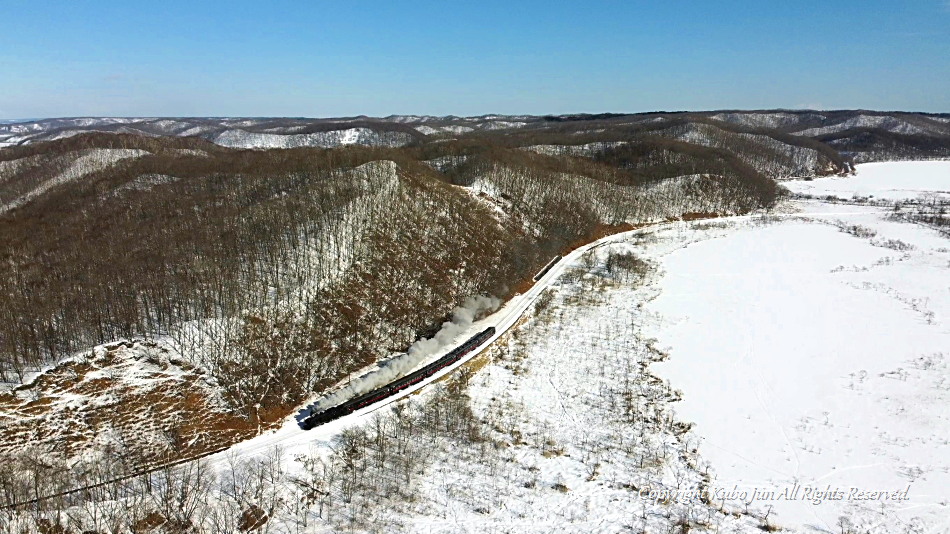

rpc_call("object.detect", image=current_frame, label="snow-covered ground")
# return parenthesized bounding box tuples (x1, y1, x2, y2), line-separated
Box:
(639, 162, 950, 533)
(784, 160, 950, 201)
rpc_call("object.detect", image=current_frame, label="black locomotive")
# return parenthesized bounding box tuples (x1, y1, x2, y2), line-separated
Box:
(533, 255, 561, 281)
(301, 326, 496, 429)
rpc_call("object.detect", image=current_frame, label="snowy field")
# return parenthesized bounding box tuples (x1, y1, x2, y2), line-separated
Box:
(784, 160, 950, 201)
(640, 162, 950, 533)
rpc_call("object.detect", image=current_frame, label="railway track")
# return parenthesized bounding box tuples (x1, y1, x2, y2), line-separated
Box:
(10, 211, 829, 511)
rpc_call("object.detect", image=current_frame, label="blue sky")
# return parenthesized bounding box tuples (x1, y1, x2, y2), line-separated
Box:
(1, 1, 948, 118)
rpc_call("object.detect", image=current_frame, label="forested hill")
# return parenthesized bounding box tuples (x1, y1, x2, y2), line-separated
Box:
(0, 109, 948, 471)
(3, 110, 948, 166)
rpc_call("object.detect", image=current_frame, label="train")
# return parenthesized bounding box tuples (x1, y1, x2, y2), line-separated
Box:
(300, 326, 496, 429)
(533, 255, 562, 281)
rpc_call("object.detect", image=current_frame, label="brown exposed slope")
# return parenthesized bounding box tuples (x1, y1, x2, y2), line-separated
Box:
(0, 341, 257, 468)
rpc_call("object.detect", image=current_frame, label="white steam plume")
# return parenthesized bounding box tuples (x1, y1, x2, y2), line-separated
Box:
(311, 295, 500, 412)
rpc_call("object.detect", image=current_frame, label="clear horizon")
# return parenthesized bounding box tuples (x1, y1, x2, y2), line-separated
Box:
(2, 1, 949, 118)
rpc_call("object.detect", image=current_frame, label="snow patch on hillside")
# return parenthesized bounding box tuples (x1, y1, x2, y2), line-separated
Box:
(0, 339, 250, 466)
(711, 112, 825, 129)
(794, 115, 931, 136)
(669, 122, 832, 177)
(442, 124, 475, 134)
(0, 148, 148, 213)
(0, 156, 38, 179)
(522, 141, 626, 158)
(213, 127, 413, 149)
(413, 125, 441, 135)
(424, 154, 469, 172)
(414, 124, 475, 135)
(481, 120, 528, 130)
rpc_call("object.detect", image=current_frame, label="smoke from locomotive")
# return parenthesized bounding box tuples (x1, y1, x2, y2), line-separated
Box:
(309, 296, 499, 414)
(302, 326, 496, 429)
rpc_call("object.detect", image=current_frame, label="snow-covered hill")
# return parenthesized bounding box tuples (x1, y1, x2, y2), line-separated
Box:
(710, 110, 950, 138)
(662, 122, 838, 178)
(213, 127, 414, 149)
(0, 115, 532, 149)
(0, 148, 148, 214)
(3, 111, 948, 158)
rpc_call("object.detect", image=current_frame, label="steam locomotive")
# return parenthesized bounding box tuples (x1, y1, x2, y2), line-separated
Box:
(533, 255, 561, 281)
(300, 326, 496, 429)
